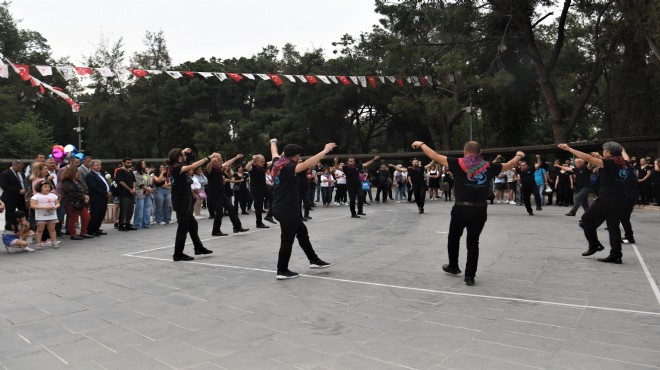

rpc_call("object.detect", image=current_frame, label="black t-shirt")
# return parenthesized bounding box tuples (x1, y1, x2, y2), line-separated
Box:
(448, 157, 502, 203)
(574, 166, 591, 190)
(206, 167, 225, 194)
(517, 167, 536, 188)
(407, 166, 424, 185)
(272, 157, 299, 213)
(623, 162, 640, 201)
(597, 158, 627, 200)
(170, 163, 192, 208)
(232, 172, 249, 191)
(376, 170, 390, 186)
(638, 165, 651, 181)
(548, 166, 559, 182)
(114, 168, 136, 197)
(297, 171, 309, 191)
(249, 166, 266, 193)
(343, 165, 360, 188)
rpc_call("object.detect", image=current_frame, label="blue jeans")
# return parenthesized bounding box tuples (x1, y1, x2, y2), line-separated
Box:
(153, 187, 172, 223)
(134, 196, 153, 228)
(537, 184, 546, 206)
(395, 185, 406, 201)
(134, 198, 145, 229)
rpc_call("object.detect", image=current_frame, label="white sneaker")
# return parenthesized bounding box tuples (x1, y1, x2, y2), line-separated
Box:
(194, 216, 204, 220)
(509, 201, 516, 205)
(51, 241, 60, 249)
(35, 243, 44, 250)
(24, 247, 35, 252)
(159, 222, 167, 225)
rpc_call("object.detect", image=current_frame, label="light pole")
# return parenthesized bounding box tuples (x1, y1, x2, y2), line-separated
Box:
(468, 89, 473, 141)
(73, 102, 85, 151)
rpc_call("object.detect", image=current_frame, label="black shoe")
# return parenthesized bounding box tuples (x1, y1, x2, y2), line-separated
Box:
(64, 231, 71, 236)
(464, 277, 475, 286)
(264, 217, 277, 224)
(208, 215, 215, 219)
(241, 211, 249, 215)
(357, 212, 366, 216)
(419, 209, 424, 214)
(125, 226, 137, 231)
(194, 248, 213, 255)
(565, 211, 576, 216)
(276, 270, 300, 280)
(302, 217, 310, 222)
(305, 215, 313, 219)
(528, 212, 534, 216)
(118, 226, 128, 231)
(536, 206, 542, 211)
(351, 215, 361, 218)
(95, 231, 108, 235)
(212, 232, 228, 236)
(233, 227, 249, 233)
(442, 264, 462, 275)
(82, 235, 94, 239)
(597, 255, 622, 264)
(256, 224, 270, 229)
(70, 236, 83, 240)
(310, 259, 332, 269)
(173, 254, 194, 261)
(582, 244, 605, 256)
(622, 238, 636, 244)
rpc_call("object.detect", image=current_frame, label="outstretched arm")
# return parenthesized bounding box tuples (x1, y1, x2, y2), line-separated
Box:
(270, 139, 279, 160)
(221, 154, 244, 170)
(245, 156, 256, 172)
(295, 143, 337, 173)
(553, 163, 574, 173)
(501, 151, 525, 172)
(360, 156, 380, 169)
(558, 144, 604, 168)
(411, 141, 449, 167)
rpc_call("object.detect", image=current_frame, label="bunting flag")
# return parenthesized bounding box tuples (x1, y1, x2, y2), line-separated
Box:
(75, 67, 93, 76)
(268, 74, 283, 86)
(0, 64, 8, 78)
(242, 73, 255, 80)
(349, 76, 359, 85)
(419, 76, 427, 87)
(36, 65, 52, 76)
(317, 75, 331, 84)
(165, 71, 182, 79)
(357, 76, 367, 88)
(182, 71, 195, 78)
(213, 72, 227, 81)
(396, 78, 404, 87)
(367, 76, 377, 89)
(147, 69, 163, 75)
(386, 76, 396, 84)
(256, 74, 270, 81)
(305, 75, 318, 85)
(295, 75, 306, 83)
(328, 76, 338, 84)
(131, 68, 148, 79)
(227, 73, 243, 82)
(425, 75, 433, 86)
(337, 76, 351, 85)
(198, 72, 214, 79)
(96, 67, 114, 77)
(284, 75, 296, 83)
(14, 64, 31, 81)
(411, 76, 420, 87)
(56, 66, 76, 80)
(378, 76, 385, 84)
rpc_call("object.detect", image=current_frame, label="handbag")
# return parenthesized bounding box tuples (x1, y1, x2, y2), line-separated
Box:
(73, 199, 85, 210)
(197, 189, 207, 199)
(544, 184, 553, 194)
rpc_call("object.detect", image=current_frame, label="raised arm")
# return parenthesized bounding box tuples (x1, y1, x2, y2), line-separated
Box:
(245, 156, 256, 172)
(558, 144, 604, 168)
(270, 139, 279, 160)
(553, 163, 574, 173)
(411, 141, 449, 167)
(501, 151, 525, 172)
(424, 160, 435, 170)
(360, 156, 380, 169)
(221, 154, 244, 170)
(295, 143, 337, 173)
(388, 164, 406, 172)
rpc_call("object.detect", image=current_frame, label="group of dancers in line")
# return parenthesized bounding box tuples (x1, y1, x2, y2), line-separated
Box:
(168, 138, 637, 285)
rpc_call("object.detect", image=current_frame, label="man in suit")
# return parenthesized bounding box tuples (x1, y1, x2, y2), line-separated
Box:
(85, 159, 110, 236)
(78, 155, 92, 192)
(0, 161, 27, 229)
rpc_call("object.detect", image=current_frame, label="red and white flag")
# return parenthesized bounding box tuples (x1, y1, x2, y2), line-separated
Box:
(131, 68, 149, 79)
(182, 71, 195, 78)
(75, 67, 93, 76)
(227, 73, 243, 82)
(357, 76, 367, 87)
(256, 74, 270, 81)
(386, 76, 396, 84)
(419, 76, 428, 87)
(317, 75, 331, 84)
(165, 71, 182, 79)
(198, 72, 214, 79)
(56, 66, 76, 80)
(0, 64, 8, 78)
(36, 65, 53, 76)
(14, 64, 31, 81)
(328, 76, 338, 84)
(349, 76, 359, 85)
(411, 76, 420, 86)
(337, 76, 351, 85)
(295, 75, 307, 83)
(96, 67, 114, 77)
(268, 74, 284, 86)
(283, 75, 296, 83)
(242, 73, 255, 80)
(378, 76, 385, 84)
(147, 70, 163, 75)
(367, 76, 377, 89)
(396, 78, 404, 87)
(305, 75, 318, 85)
(214, 72, 227, 81)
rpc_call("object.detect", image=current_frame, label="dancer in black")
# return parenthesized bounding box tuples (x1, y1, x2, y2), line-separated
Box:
(334, 155, 379, 218)
(205, 153, 249, 236)
(245, 150, 274, 228)
(558, 142, 627, 263)
(620, 147, 639, 244)
(412, 140, 525, 286)
(272, 142, 336, 279)
(389, 159, 428, 213)
(168, 148, 216, 261)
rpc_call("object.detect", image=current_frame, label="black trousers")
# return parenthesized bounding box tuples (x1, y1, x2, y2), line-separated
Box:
(347, 186, 364, 216)
(580, 197, 623, 258)
(173, 204, 203, 257)
(375, 184, 389, 202)
(88, 197, 107, 234)
(299, 188, 310, 218)
(619, 198, 636, 240)
(3, 199, 26, 230)
(251, 189, 269, 225)
(209, 192, 242, 233)
(639, 181, 652, 204)
(335, 184, 347, 203)
(274, 211, 319, 273)
(412, 184, 425, 210)
(569, 187, 590, 214)
(521, 186, 541, 213)
(118, 196, 135, 226)
(447, 205, 488, 278)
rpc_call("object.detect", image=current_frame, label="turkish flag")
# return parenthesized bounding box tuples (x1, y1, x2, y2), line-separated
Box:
(419, 76, 427, 86)
(15, 64, 31, 81)
(130, 68, 148, 79)
(367, 76, 377, 89)
(337, 76, 351, 85)
(268, 74, 283, 86)
(227, 73, 243, 82)
(75, 67, 93, 76)
(182, 71, 195, 78)
(395, 78, 404, 87)
(305, 75, 318, 85)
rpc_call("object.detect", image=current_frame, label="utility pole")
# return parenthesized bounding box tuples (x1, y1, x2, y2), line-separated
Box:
(73, 102, 85, 151)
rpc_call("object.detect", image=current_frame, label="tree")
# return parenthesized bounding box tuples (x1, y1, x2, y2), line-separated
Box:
(0, 111, 54, 158)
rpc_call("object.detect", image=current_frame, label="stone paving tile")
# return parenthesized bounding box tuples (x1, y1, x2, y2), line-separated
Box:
(350, 335, 447, 369)
(275, 328, 355, 356)
(435, 351, 543, 370)
(560, 339, 660, 367)
(12, 319, 77, 346)
(549, 350, 657, 370)
(211, 349, 297, 370)
(120, 317, 194, 341)
(136, 338, 218, 369)
(474, 329, 566, 353)
(174, 328, 248, 358)
(0, 346, 69, 370)
(92, 348, 174, 370)
(43, 335, 116, 365)
(0, 302, 50, 325)
(83, 325, 156, 352)
(456, 339, 555, 368)
(250, 338, 338, 369)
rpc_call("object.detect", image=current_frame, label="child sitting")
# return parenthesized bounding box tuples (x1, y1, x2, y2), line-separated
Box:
(3, 210, 35, 252)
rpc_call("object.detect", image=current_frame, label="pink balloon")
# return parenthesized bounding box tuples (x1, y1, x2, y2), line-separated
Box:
(52, 148, 64, 162)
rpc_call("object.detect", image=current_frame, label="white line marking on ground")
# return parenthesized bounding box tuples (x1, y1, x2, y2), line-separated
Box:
(40, 343, 69, 366)
(123, 254, 660, 317)
(632, 244, 660, 307)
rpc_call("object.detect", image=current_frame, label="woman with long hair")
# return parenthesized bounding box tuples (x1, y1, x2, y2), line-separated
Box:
(134, 161, 154, 229)
(232, 164, 251, 214)
(60, 165, 92, 240)
(152, 164, 172, 225)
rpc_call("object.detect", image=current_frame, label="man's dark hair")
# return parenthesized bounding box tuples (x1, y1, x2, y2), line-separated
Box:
(122, 157, 132, 164)
(463, 141, 482, 154)
(283, 144, 303, 157)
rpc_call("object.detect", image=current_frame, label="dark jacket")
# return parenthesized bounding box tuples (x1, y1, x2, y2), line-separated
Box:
(0, 168, 25, 204)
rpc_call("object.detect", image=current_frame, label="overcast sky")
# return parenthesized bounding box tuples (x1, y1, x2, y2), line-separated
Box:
(9, 0, 384, 66)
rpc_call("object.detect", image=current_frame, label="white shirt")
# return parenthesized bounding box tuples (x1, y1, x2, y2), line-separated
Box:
(334, 170, 346, 185)
(320, 174, 334, 188)
(191, 176, 201, 191)
(31, 193, 59, 221)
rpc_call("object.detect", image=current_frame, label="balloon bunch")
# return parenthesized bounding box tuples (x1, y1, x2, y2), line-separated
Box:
(50, 144, 84, 163)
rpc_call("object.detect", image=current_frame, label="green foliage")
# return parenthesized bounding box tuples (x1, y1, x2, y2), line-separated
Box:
(0, 111, 54, 158)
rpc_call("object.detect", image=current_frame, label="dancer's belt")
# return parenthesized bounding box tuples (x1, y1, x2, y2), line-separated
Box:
(455, 201, 488, 207)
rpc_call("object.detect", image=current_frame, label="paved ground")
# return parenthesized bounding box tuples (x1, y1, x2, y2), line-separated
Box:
(1, 198, 659, 370)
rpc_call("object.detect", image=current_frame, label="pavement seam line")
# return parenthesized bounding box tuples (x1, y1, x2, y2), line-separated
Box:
(632, 244, 660, 307)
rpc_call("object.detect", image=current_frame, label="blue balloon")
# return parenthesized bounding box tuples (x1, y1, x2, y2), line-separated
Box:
(74, 152, 85, 160)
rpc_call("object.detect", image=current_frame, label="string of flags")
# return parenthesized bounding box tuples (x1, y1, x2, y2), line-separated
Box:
(0, 61, 453, 89)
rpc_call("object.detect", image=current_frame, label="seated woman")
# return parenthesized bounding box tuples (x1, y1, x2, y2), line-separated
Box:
(30, 181, 60, 249)
(61, 165, 92, 240)
(3, 210, 35, 252)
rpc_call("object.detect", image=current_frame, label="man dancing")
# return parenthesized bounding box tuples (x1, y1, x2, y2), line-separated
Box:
(335, 156, 379, 218)
(206, 153, 249, 236)
(412, 140, 525, 286)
